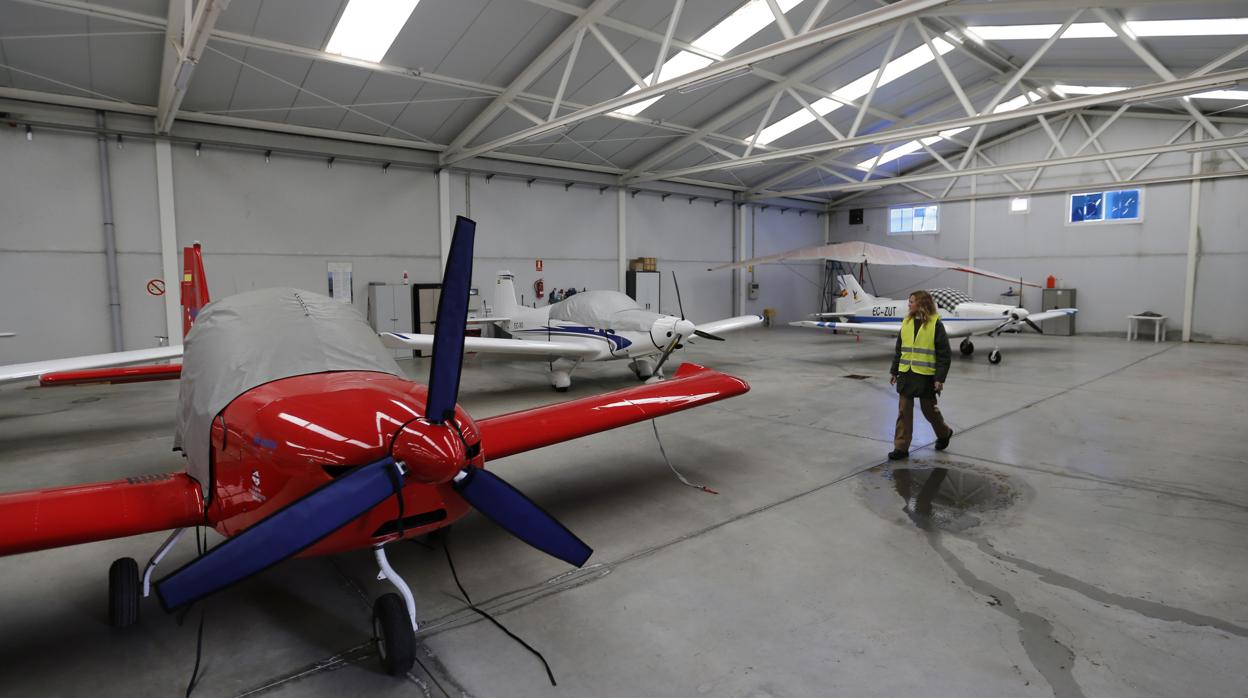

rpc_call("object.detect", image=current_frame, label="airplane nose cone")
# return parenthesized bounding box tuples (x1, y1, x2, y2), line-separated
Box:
(391, 420, 467, 484)
(675, 319, 697, 337)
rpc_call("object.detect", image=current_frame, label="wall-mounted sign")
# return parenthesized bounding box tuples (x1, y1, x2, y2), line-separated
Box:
(535, 259, 544, 272)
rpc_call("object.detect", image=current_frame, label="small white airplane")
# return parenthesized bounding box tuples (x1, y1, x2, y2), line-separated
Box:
(792, 275, 1076, 364)
(382, 271, 762, 390)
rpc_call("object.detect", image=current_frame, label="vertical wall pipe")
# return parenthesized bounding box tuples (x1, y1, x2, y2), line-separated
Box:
(1182, 146, 1203, 342)
(967, 175, 977, 298)
(617, 188, 627, 292)
(96, 111, 124, 351)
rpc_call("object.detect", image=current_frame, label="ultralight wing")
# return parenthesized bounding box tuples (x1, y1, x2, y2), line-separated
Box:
(0, 472, 204, 556)
(711, 241, 1040, 287)
(790, 320, 905, 336)
(1027, 308, 1078, 323)
(476, 362, 749, 460)
(381, 331, 600, 359)
(0, 346, 184, 386)
(695, 314, 764, 336)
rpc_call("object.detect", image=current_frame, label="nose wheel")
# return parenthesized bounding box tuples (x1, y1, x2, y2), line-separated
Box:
(988, 349, 1002, 365)
(108, 557, 141, 628)
(372, 545, 418, 675)
(959, 338, 974, 356)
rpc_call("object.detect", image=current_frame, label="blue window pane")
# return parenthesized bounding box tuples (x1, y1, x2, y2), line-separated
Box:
(1071, 193, 1103, 222)
(1106, 189, 1139, 220)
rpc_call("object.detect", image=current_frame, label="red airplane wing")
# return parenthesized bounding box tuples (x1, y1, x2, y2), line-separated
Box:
(0, 473, 204, 556)
(39, 363, 183, 386)
(476, 362, 749, 461)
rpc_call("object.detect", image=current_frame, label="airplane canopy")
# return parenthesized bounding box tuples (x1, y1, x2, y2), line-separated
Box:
(175, 288, 402, 491)
(710, 240, 1039, 287)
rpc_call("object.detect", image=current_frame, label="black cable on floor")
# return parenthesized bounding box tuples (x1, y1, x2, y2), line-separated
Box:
(441, 531, 558, 687)
(652, 420, 717, 494)
(184, 525, 208, 697)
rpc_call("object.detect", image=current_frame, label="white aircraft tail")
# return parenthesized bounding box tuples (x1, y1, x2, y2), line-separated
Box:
(836, 274, 873, 312)
(494, 270, 520, 317)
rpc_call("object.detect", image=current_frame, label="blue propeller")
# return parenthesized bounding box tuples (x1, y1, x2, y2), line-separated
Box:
(453, 467, 592, 567)
(425, 215, 476, 425)
(156, 458, 405, 610)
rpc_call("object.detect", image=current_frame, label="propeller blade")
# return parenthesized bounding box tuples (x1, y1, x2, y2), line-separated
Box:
(453, 467, 591, 567)
(156, 458, 405, 610)
(426, 216, 477, 425)
(672, 271, 685, 320)
(649, 336, 681, 377)
(693, 329, 725, 341)
(1024, 318, 1044, 334)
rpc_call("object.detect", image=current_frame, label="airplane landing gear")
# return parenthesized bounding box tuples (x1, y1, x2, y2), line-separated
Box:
(629, 356, 658, 382)
(108, 557, 140, 628)
(960, 338, 974, 356)
(988, 349, 1002, 364)
(373, 545, 417, 675)
(549, 358, 580, 392)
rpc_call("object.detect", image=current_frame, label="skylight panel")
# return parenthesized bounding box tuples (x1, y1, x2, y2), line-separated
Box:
(755, 39, 955, 146)
(325, 0, 420, 63)
(966, 23, 1114, 41)
(1190, 90, 1248, 100)
(1128, 19, 1248, 36)
(1053, 84, 1126, 96)
(612, 0, 805, 117)
(854, 92, 1038, 170)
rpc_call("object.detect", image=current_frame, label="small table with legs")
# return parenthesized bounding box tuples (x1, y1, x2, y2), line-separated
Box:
(1127, 314, 1167, 342)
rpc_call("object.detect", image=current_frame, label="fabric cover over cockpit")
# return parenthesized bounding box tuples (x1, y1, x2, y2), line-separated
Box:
(547, 290, 654, 332)
(927, 288, 974, 312)
(174, 288, 403, 491)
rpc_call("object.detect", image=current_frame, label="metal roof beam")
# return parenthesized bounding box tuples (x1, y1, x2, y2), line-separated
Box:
(440, 0, 954, 167)
(154, 0, 229, 134)
(632, 65, 1248, 183)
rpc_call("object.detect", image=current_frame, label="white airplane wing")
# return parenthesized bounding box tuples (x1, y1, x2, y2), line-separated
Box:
(466, 316, 510, 325)
(380, 332, 600, 359)
(1028, 308, 1078, 323)
(696, 315, 764, 336)
(0, 346, 184, 385)
(790, 320, 905, 336)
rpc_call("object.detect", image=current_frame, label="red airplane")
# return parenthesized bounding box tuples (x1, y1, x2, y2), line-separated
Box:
(0, 216, 750, 676)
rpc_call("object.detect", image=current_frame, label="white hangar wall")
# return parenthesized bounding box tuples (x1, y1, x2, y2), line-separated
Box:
(828, 114, 1248, 343)
(0, 106, 825, 364)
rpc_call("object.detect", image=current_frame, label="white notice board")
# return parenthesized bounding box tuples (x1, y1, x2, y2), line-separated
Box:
(327, 262, 353, 303)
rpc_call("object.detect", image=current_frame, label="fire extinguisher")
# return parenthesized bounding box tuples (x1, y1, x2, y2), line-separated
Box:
(533, 278, 545, 299)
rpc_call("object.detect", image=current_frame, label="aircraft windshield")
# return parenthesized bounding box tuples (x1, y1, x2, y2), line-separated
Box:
(549, 290, 655, 332)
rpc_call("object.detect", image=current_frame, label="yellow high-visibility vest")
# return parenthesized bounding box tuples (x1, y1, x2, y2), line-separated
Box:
(899, 314, 939, 376)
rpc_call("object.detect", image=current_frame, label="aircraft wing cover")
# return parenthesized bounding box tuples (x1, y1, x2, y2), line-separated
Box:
(476, 363, 749, 461)
(711, 241, 1040, 287)
(695, 315, 764, 336)
(381, 332, 600, 359)
(177, 289, 403, 488)
(0, 346, 184, 386)
(0, 473, 204, 556)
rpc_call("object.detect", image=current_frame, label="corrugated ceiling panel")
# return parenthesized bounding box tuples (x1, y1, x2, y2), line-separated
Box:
(390, 82, 492, 143)
(283, 60, 375, 131)
(88, 0, 167, 16)
(332, 72, 422, 137)
(250, 0, 345, 50)
(215, 0, 264, 35)
(87, 31, 162, 105)
(181, 43, 248, 112)
(223, 50, 315, 112)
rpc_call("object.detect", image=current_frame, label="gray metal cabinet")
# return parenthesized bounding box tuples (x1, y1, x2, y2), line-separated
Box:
(367, 283, 415, 358)
(1041, 288, 1076, 336)
(626, 271, 661, 312)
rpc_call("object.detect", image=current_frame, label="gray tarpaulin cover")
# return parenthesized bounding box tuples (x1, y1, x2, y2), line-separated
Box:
(175, 288, 403, 490)
(548, 290, 655, 332)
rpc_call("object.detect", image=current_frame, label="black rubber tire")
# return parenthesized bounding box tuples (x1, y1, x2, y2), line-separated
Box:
(108, 557, 140, 628)
(554, 386, 569, 393)
(374, 593, 415, 676)
(960, 339, 974, 356)
(988, 350, 1002, 365)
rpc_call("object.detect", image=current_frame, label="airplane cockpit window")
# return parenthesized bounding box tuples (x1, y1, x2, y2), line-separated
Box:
(927, 288, 972, 312)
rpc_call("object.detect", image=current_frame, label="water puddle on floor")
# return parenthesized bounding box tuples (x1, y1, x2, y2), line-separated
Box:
(857, 460, 1026, 532)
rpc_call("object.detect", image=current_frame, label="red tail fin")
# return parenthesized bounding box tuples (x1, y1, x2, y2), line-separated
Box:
(181, 243, 210, 337)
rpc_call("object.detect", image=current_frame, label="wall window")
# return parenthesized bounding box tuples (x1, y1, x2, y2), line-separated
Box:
(888, 204, 939, 234)
(1009, 196, 1030, 214)
(1068, 188, 1142, 224)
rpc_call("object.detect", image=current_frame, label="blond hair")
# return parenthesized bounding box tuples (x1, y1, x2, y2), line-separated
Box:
(908, 290, 938, 326)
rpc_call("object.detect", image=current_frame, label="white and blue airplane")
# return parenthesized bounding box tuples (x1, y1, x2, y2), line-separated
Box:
(793, 275, 1077, 365)
(382, 271, 761, 390)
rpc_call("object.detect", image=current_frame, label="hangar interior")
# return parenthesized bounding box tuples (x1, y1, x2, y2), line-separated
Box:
(0, 0, 1246, 696)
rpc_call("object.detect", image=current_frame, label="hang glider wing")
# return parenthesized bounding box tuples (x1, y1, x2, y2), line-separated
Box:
(695, 314, 764, 336)
(0, 346, 185, 386)
(476, 362, 749, 461)
(0, 472, 204, 557)
(380, 331, 601, 360)
(1027, 308, 1078, 323)
(710, 241, 1040, 287)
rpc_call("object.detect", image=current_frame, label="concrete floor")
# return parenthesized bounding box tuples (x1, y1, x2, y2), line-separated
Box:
(1, 328, 1245, 697)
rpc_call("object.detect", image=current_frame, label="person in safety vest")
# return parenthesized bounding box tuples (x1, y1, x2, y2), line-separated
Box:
(888, 290, 953, 460)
